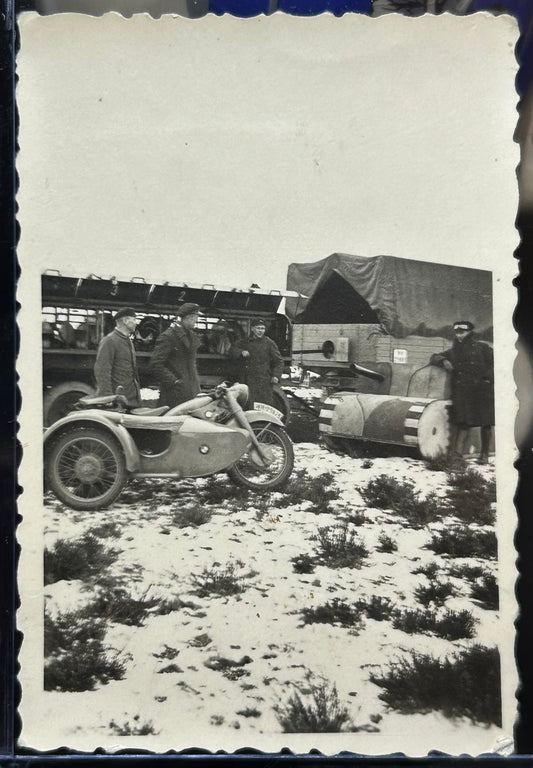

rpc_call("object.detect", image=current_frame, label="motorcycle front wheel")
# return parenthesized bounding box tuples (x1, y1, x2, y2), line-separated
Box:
(228, 422, 294, 491)
(45, 426, 127, 510)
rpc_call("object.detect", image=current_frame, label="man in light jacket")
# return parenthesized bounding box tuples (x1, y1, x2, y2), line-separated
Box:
(94, 306, 141, 406)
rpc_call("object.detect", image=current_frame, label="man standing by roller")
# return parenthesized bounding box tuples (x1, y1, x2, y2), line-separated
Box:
(430, 320, 494, 464)
(230, 318, 283, 409)
(150, 303, 202, 408)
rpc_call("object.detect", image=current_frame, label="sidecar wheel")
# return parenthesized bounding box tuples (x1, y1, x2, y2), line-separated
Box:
(228, 422, 294, 491)
(46, 426, 127, 510)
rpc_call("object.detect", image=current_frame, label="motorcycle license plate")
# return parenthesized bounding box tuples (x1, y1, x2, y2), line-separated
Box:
(254, 402, 283, 420)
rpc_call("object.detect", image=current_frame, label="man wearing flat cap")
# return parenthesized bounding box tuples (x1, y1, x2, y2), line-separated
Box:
(150, 303, 202, 407)
(230, 318, 283, 409)
(94, 307, 141, 405)
(430, 320, 494, 464)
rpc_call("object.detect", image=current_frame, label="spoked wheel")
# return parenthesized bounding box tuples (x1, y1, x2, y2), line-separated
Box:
(228, 422, 294, 491)
(45, 427, 127, 510)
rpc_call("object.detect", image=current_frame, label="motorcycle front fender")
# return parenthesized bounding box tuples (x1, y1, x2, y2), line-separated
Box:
(43, 411, 141, 473)
(229, 410, 285, 428)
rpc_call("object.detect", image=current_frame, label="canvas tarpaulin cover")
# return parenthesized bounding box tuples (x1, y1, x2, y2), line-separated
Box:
(285, 253, 493, 340)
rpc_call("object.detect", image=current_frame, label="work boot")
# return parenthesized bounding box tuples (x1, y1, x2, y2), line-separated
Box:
(477, 452, 489, 465)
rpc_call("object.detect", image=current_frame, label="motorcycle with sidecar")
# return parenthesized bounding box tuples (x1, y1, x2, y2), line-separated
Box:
(43, 382, 294, 510)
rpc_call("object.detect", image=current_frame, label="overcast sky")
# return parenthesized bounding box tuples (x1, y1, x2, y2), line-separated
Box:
(18, 12, 518, 293)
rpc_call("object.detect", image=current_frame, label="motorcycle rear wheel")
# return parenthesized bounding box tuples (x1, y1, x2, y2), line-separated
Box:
(228, 422, 294, 491)
(46, 426, 127, 510)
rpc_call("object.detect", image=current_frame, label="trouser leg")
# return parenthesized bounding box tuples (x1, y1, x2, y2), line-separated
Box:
(454, 427, 469, 456)
(478, 425, 492, 464)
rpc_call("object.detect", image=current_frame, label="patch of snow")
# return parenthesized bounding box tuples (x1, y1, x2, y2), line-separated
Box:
(32, 441, 506, 755)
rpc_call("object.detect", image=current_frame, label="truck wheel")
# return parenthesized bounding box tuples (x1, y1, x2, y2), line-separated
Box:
(44, 382, 95, 427)
(45, 426, 127, 510)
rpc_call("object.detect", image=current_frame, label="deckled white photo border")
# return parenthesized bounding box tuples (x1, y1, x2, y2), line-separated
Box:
(16, 11, 519, 754)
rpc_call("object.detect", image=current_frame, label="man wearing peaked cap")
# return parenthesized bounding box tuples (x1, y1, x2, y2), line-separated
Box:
(430, 320, 494, 464)
(177, 302, 201, 318)
(94, 307, 141, 405)
(150, 302, 202, 407)
(114, 306, 137, 322)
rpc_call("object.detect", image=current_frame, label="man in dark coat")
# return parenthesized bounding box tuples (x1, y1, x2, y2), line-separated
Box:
(150, 303, 202, 408)
(230, 318, 284, 408)
(94, 306, 141, 406)
(430, 320, 494, 464)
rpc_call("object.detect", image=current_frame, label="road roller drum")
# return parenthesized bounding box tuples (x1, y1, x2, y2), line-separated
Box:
(319, 392, 451, 460)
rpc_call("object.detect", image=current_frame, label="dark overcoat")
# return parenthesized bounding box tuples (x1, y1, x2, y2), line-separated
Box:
(150, 323, 201, 407)
(94, 329, 141, 405)
(230, 335, 284, 407)
(431, 336, 494, 427)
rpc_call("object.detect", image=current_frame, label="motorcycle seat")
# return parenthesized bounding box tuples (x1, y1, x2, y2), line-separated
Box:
(78, 394, 122, 407)
(129, 406, 170, 417)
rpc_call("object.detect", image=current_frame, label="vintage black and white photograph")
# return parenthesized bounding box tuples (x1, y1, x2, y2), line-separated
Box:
(16, 12, 518, 754)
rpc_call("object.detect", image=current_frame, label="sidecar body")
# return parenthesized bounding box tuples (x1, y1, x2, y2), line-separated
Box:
(44, 408, 252, 479)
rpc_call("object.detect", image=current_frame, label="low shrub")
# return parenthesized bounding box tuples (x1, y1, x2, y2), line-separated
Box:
(360, 476, 442, 528)
(172, 504, 212, 528)
(433, 609, 478, 641)
(44, 534, 118, 585)
(445, 469, 496, 525)
(191, 560, 257, 597)
(411, 561, 440, 579)
(424, 453, 464, 473)
(392, 607, 477, 640)
(414, 580, 455, 608)
(44, 611, 125, 691)
(356, 595, 396, 622)
(84, 586, 158, 626)
(272, 470, 339, 513)
(369, 644, 501, 726)
(300, 598, 364, 630)
(427, 527, 497, 559)
(198, 480, 254, 507)
(291, 553, 316, 574)
(236, 707, 261, 718)
(88, 521, 122, 539)
(446, 563, 485, 580)
(470, 572, 499, 610)
(340, 510, 368, 527)
(392, 608, 438, 635)
(223, 667, 251, 681)
(156, 596, 200, 615)
(314, 525, 368, 569)
(274, 675, 353, 733)
(109, 716, 159, 736)
(152, 644, 180, 660)
(361, 474, 415, 511)
(377, 532, 398, 553)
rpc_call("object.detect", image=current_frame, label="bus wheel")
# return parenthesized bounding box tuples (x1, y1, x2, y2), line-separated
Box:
(44, 382, 95, 427)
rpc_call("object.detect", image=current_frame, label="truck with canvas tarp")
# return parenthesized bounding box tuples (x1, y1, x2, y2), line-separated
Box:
(285, 253, 493, 459)
(41, 271, 293, 426)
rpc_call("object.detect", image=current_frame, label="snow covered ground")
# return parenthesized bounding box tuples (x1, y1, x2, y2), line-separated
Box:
(28, 437, 511, 756)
